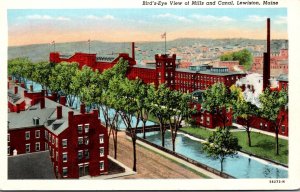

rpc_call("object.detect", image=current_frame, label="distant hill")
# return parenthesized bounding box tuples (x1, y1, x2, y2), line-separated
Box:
(8, 39, 288, 63)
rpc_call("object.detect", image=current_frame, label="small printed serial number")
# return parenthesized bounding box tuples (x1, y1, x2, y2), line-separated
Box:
(269, 179, 285, 184)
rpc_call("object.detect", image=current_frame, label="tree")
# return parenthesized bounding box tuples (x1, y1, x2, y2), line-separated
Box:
(202, 128, 240, 174)
(138, 83, 151, 139)
(220, 49, 253, 70)
(31, 61, 54, 95)
(118, 78, 143, 172)
(168, 91, 194, 151)
(230, 85, 258, 147)
(147, 84, 172, 147)
(202, 82, 232, 129)
(49, 62, 79, 106)
(259, 88, 288, 155)
(8, 57, 33, 86)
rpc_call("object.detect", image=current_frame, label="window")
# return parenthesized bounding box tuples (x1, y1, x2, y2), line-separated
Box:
(206, 117, 210, 125)
(35, 142, 40, 151)
(200, 115, 204, 123)
(84, 136, 89, 145)
(260, 122, 263, 129)
(48, 134, 51, 141)
(100, 147, 104, 157)
(56, 138, 58, 148)
(78, 150, 83, 160)
(99, 134, 104, 144)
(78, 124, 83, 134)
(56, 151, 58, 161)
(35, 130, 40, 138)
(62, 139, 67, 148)
(8, 134, 10, 142)
(8, 146, 10, 155)
(99, 161, 104, 171)
(84, 124, 89, 134)
(281, 125, 286, 133)
(265, 123, 268, 128)
(63, 167, 68, 178)
(45, 143, 48, 150)
(78, 137, 83, 145)
(26, 144, 30, 153)
(45, 130, 48, 140)
(52, 149, 54, 158)
(85, 149, 89, 159)
(25, 131, 30, 140)
(52, 135, 55, 144)
(63, 152, 67, 162)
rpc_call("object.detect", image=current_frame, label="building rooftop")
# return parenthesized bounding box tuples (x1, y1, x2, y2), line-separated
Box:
(133, 64, 156, 70)
(176, 67, 245, 76)
(8, 108, 56, 130)
(8, 151, 56, 179)
(277, 74, 288, 82)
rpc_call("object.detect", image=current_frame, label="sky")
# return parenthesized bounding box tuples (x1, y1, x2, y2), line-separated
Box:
(8, 8, 287, 46)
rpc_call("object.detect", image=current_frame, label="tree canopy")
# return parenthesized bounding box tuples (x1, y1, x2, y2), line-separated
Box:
(220, 49, 253, 70)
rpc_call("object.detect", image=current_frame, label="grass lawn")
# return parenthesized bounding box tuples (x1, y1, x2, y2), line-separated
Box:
(180, 127, 288, 165)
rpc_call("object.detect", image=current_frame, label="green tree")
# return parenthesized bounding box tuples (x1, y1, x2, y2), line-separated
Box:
(202, 128, 240, 174)
(259, 88, 288, 155)
(8, 57, 32, 86)
(220, 49, 253, 70)
(230, 85, 258, 147)
(147, 84, 172, 147)
(31, 61, 54, 95)
(168, 91, 194, 151)
(49, 62, 79, 106)
(202, 83, 232, 129)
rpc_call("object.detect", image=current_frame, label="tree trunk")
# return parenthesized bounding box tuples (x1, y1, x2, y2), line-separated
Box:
(246, 121, 251, 147)
(220, 158, 224, 174)
(114, 129, 118, 159)
(132, 138, 137, 172)
(142, 121, 146, 139)
(246, 129, 251, 147)
(161, 131, 165, 147)
(172, 137, 176, 152)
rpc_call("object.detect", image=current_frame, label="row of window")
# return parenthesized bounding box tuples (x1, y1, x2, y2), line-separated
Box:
(61, 147, 105, 163)
(24, 130, 40, 140)
(77, 124, 89, 134)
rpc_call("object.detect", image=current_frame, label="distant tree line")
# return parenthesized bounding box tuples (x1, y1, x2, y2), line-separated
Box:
(220, 49, 253, 70)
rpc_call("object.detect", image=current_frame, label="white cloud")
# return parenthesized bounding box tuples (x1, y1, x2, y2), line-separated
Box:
(26, 14, 70, 21)
(154, 13, 192, 23)
(246, 15, 268, 22)
(274, 16, 287, 24)
(85, 14, 115, 20)
(191, 15, 235, 22)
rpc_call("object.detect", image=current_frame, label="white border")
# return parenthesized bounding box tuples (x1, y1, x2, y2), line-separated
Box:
(1, 0, 300, 190)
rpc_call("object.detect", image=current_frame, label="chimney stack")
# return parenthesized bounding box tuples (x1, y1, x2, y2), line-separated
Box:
(20, 83, 25, 88)
(60, 96, 66, 106)
(14, 86, 18, 94)
(16, 104, 20, 113)
(57, 106, 62, 119)
(40, 97, 45, 109)
(132, 42, 135, 61)
(80, 103, 85, 114)
(263, 18, 271, 91)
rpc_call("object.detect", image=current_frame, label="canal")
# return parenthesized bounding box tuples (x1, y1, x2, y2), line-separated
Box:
(138, 131, 288, 178)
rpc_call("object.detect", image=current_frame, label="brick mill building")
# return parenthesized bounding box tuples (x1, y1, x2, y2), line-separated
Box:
(7, 81, 109, 179)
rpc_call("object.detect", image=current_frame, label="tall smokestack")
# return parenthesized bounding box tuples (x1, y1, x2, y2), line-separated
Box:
(132, 42, 135, 61)
(263, 18, 271, 91)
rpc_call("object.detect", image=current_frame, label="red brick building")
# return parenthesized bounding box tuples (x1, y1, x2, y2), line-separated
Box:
(8, 81, 109, 178)
(49, 44, 245, 128)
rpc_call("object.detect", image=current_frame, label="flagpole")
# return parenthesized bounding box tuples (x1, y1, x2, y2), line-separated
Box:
(88, 39, 91, 54)
(165, 33, 166, 55)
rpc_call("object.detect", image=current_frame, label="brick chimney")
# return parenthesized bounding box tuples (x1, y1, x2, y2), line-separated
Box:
(80, 103, 85, 114)
(263, 18, 271, 91)
(57, 106, 62, 119)
(60, 96, 66, 106)
(40, 97, 45, 109)
(132, 42, 135, 61)
(14, 86, 18, 94)
(20, 83, 25, 88)
(16, 104, 20, 113)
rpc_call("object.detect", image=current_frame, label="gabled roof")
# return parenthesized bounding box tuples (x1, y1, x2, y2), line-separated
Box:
(277, 74, 288, 82)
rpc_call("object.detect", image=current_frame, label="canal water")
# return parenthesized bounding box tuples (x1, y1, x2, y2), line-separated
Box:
(138, 131, 288, 179)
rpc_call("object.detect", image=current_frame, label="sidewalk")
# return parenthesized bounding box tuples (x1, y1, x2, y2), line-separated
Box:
(233, 123, 288, 140)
